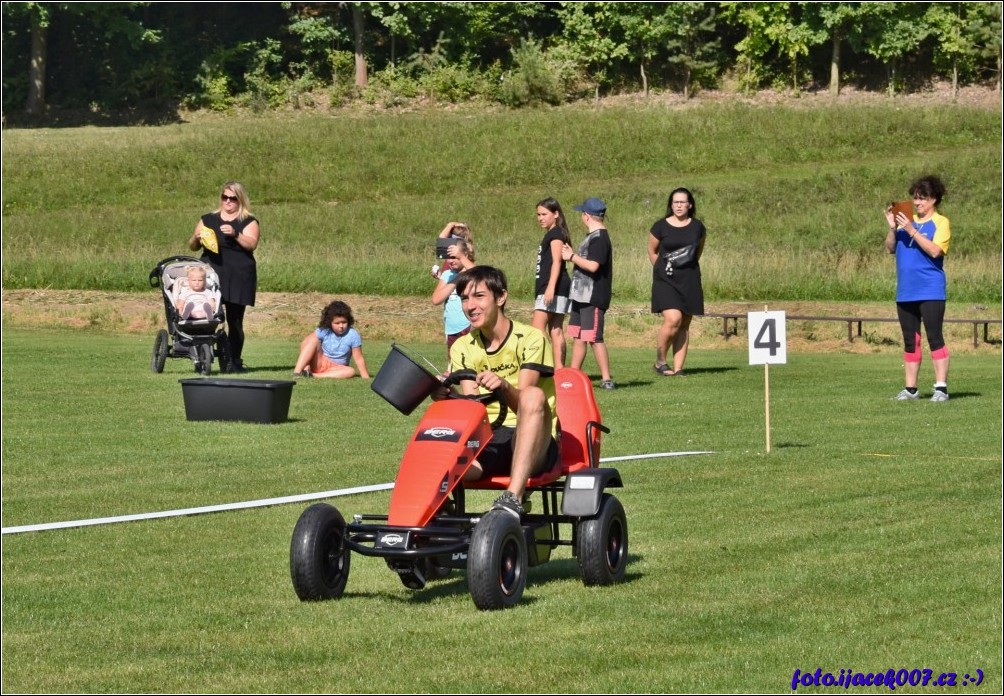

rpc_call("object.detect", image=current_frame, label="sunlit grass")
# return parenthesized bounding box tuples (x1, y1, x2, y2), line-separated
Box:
(2, 328, 1001, 692)
(2, 102, 1000, 302)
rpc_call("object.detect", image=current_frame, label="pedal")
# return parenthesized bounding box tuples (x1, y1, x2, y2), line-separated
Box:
(387, 560, 427, 590)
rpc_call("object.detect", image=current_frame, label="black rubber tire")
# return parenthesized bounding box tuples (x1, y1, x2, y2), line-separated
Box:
(151, 329, 169, 373)
(467, 509, 527, 610)
(290, 503, 351, 601)
(196, 342, 214, 375)
(576, 494, 628, 586)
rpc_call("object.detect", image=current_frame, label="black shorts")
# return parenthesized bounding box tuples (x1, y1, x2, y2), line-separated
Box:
(477, 426, 559, 479)
(568, 301, 606, 343)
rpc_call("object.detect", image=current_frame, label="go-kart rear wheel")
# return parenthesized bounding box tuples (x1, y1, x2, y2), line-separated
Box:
(467, 509, 527, 610)
(290, 503, 351, 601)
(196, 342, 214, 375)
(151, 330, 169, 373)
(576, 494, 628, 586)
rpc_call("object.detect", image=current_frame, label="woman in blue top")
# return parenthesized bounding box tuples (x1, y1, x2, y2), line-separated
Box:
(292, 300, 370, 379)
(431, 221, 476, 365)
(884, 175, 952, 402)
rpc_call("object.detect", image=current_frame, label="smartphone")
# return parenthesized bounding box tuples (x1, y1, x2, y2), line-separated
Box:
(436, 236, 465, 259)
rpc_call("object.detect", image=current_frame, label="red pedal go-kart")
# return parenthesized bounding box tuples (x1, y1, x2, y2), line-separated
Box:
(289, 364, 628, 610)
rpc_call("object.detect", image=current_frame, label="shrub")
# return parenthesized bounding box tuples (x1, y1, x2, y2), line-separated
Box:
(419, 64, 487, 103)
(496, 38, 565, 107)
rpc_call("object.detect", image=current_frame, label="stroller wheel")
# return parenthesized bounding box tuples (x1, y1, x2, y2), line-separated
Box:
(151, 330, 169, 373)
(196, 343, 214, 376)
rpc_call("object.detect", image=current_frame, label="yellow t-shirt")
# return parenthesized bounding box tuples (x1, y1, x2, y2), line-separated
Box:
(449, 318, 556, 436)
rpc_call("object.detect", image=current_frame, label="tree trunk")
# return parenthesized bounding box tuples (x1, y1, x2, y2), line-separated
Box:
(26, 12, 48, 115)
(952, 60, 959, 100)
(829, 34, 841, 97)
(352, 4, 367, 88)
(683, 65, 691, 100)
(640, 61, 648, 97)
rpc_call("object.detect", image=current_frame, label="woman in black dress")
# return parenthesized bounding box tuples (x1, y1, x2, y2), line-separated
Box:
(188, 181, 260, 372)
(649, 187, 705, 377)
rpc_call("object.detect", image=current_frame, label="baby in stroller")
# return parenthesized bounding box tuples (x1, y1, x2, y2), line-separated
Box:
(149, 255, 228, 375)
(174, 265, 217, 321)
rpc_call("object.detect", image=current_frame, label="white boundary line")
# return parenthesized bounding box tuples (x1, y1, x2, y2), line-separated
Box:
(2, 451, 713, 535)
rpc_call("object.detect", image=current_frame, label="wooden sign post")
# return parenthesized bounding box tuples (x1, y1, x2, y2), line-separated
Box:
(747, 309, 787, 453)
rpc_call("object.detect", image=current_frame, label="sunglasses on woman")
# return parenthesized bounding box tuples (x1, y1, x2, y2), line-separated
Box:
(221, 194, 239, 203)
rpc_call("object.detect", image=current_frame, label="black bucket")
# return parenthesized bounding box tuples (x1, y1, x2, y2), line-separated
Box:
(371, 344, 442, 415)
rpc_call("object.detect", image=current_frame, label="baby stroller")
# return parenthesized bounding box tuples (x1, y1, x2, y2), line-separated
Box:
(148, 255, 231, 375)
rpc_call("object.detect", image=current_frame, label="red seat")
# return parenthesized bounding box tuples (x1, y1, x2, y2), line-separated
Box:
(468, 367, 605, 490)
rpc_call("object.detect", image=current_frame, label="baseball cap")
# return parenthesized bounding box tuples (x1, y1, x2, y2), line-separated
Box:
(573, 197, 607, 215)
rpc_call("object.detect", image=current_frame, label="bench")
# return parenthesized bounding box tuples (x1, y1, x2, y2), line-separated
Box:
(703, 312, 1001, 348)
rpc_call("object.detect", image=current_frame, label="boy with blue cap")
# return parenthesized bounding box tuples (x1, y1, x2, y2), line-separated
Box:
(561, 197, 615, 389)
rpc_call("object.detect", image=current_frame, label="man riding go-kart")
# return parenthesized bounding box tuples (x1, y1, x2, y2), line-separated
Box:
(290, 266, 628, 609)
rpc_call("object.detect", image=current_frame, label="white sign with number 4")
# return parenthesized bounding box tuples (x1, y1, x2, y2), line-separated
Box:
(748, 311, 787, 365)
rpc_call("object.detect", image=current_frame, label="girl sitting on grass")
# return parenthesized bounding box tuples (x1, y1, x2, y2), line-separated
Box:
(293, 300, 370, 379)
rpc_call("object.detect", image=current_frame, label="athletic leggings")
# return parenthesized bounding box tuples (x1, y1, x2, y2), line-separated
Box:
(896, 300, 948, 362)
(224, 302, 247, 364)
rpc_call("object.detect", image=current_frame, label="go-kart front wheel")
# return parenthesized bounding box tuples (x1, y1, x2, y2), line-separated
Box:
(576, 493, 628, 586)
(151, 330, 169, 373)
(290, 503, 351, 601)
(467, 509, 527, 610)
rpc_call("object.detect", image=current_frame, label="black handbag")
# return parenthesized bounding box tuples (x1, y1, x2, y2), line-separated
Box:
(663, 244, 696, 275)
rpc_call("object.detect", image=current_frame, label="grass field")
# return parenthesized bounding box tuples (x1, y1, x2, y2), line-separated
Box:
(2, 93, 1001, 693)
(2, 328, 1000, 693)
(2, 98, 1001, 302)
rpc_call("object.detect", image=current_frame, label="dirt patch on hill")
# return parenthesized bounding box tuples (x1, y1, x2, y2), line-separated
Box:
(4, 289, 998, 356)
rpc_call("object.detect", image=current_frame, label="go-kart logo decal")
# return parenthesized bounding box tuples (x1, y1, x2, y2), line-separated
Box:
(416, 427, 461, 442)
(440, 474, 449, 493)
(559, 380, 574, 390)
(379, 533, 405, 546)
(466, 440, 480, 449)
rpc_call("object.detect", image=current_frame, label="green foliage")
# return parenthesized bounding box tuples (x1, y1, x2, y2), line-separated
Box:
(360, 66, 420, 107)
(1, 330, 1001, 692)
(966, 1, 1003, 86)
(860, 2, 932, 95)
(497, 38, 565, 107)
(240, 38, 291, 111)
(664, 2, 723, 97)
(2, 2, 1003, 117)
(286, 6, 347, 84)
(185, 56, 234, 111)
(553, 2, 631, 95)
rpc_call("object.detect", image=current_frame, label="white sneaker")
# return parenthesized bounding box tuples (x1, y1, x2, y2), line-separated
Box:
(930, 390, 950, 402)
(894, 389, 919, 400)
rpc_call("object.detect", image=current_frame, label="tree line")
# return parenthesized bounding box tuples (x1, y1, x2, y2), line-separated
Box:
(2, 2, 1001, 122)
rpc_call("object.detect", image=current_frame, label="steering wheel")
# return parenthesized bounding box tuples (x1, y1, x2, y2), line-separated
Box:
(442, 369, 508, 429)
